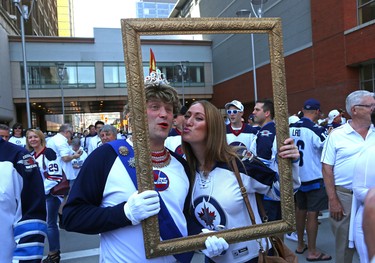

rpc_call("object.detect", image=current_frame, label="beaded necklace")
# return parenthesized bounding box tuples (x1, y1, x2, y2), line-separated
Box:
(151, 148, 171, 168)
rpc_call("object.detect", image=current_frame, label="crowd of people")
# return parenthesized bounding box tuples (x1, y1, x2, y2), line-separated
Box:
(1, 74, 375, 263)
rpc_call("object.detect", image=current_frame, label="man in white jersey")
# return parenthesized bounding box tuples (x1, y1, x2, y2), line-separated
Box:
(225, 100, 258, 151)
(322, 90, 375, 263)
(290, 98, 331, 261)
(63, 71, 227, 262)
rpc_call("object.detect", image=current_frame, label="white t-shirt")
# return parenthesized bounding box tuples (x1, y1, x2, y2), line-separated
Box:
(8, 136, 26, 148)
(71, 146, 88, 179)
(87, 135, 102, 155)
(321, 121, 375, 189)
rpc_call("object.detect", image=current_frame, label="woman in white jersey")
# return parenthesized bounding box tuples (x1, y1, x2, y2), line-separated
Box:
(26, 129, 64, 263)
(182, 100, 300, 263)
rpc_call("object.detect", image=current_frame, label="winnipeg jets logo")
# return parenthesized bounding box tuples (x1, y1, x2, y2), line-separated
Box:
(198, 202, 216, 228)
(153, 170, 169, 191)
(193, 196, 226, 230)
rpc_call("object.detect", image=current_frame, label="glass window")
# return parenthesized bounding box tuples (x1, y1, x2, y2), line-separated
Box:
(104, 65, 119, 83)
(143, 62, 205, 87)
(65, 65, 78, 86)
(157, 3, 168, 9)
(360, 63, 375, 92)
(22, 62, 95, 89)
(25, 63, 60, 89)
(77, 64, 95, 86)
(158, 9, 170, 17)
(104, 63, 126, 88)
(358, 0, 375, 24)
(119, 65, 126, 84)
(144, 3, 156, 9)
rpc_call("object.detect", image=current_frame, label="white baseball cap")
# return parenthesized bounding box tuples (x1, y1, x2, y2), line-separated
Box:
(225, 100, 244, 111)
(328, 109, 340, 124)
(288, 116, 300, 125)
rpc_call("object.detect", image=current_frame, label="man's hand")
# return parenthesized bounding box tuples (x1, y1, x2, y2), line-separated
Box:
(124, 190, 160, 225)
(329, 196, 345, 221)
(278, 137, 300, 161)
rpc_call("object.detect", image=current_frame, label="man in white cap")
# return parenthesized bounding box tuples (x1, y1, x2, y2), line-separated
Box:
(326, 109, 342, 130)
(225, 99, 257, 151)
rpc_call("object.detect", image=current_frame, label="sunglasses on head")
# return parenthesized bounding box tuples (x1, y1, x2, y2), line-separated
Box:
(227, 110, 241, 115)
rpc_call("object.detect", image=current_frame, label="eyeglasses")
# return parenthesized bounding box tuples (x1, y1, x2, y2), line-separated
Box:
(354, 104, 375, 109)
(227, 110, 242, 115)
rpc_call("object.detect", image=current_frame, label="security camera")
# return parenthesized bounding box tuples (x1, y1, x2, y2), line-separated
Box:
(8, 14, 17, 20)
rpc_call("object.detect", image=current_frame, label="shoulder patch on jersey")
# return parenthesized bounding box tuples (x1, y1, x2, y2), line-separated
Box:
(259, 130, 273, 137)
(44, 148, 57, 161)
(18, 153, 38, 171)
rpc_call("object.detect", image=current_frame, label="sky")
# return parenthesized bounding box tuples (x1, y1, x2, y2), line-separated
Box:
(73, 0, 137, 37)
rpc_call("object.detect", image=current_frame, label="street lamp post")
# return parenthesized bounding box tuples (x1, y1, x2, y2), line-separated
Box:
(12, 0, 37, 128)
(177, 61, 189, 106)
(57, 63, 66, 122)
(236, 0, 268, 103)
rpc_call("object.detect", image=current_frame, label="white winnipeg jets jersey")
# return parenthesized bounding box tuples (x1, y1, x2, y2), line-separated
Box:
(63, 141, 190, 262)
(191, 161, 296, 263)
(289, 117, 327, 182)
(226, 123, 258, 151)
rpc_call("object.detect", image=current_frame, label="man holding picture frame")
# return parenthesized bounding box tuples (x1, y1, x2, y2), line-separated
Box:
(62, 71, 228, 262)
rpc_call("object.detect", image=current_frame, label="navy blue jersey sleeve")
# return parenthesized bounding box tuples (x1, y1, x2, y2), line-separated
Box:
(0, 140, 47, 262)
(63, 144, 132, 234)
(240, 157, 276, 186)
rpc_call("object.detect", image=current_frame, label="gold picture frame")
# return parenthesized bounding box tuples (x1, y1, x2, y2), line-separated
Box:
(121, 17, 294, 259)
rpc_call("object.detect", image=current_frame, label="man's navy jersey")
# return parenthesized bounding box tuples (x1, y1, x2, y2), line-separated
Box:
(290, 117, 327, 182)
(250, 121, 277, 170)
(0, 138, 47, 262)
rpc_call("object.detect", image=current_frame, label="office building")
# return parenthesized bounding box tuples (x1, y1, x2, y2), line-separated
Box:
(136, 0, 177, 18)
(170, 0, 375, 116)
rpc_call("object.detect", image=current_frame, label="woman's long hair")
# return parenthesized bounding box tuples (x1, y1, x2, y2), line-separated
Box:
(182, 100, 238, 180)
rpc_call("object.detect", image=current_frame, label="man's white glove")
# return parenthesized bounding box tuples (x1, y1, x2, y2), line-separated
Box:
(202, 236, 229, 258)
(124, 190, 160, 225)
